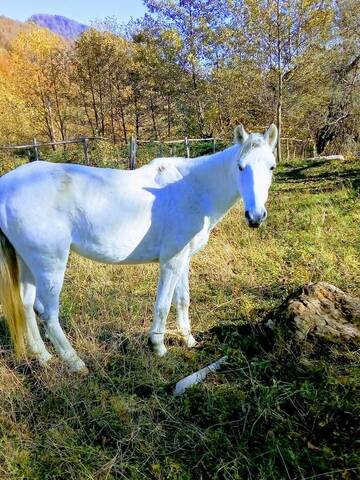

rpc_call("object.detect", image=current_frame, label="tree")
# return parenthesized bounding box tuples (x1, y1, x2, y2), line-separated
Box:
(230, 0, 333, 159)
(73, 28, 132, 141)
(0, 50, 32, 143)
(10, 27, 71, 144)
(143, 0, 231, 136)
(314, 0, 360, 154)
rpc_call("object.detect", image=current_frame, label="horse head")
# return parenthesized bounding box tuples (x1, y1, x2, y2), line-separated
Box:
(234, 123, 278, 228)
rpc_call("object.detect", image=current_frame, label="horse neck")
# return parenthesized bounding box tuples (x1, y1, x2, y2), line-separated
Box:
(188, 145, 240, 225)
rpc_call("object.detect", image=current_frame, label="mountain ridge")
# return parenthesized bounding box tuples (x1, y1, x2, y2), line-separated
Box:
(28, 14, 89, 39)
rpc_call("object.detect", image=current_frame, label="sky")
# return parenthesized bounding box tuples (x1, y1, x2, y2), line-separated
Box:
(0, 0, 147, 25)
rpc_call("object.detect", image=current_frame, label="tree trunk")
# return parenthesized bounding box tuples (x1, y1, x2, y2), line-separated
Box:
(109, 80, 116, 143)
(166, 95, 171, 137)
(80, 89, 96, 136)
(116, 84, 127, 142)
(86, 60, 100, 134)
(276, 0, 282, 163)
(150, 97, 158, 140)
(277, 71, 282, 162)
(40, 90, 56, 150)
(134, 93, 140, 138)
(50, 55, 66, 142)
(118, 100, 127, 143)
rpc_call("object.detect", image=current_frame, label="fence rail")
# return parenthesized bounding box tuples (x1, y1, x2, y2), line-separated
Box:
(0, 136, 108, 164)
(128, 136, 221, 169)
(0, 134, 312, 170)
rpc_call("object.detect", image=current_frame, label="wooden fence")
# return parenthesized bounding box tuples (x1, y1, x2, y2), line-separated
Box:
(0, 135, 312, 170)
(281, 137, 314, 161)
(0, 136, 107, 164)
(0, 135, 221, 170)
(129, 136, 219, 169)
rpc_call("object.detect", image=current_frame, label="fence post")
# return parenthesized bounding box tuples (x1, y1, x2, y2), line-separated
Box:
(129, 135, 137, 169)
(184, 136, 190, 158)
(213, 138, 216, 153)
(82, 137, 89, 164)
(33, 138, 39, 161)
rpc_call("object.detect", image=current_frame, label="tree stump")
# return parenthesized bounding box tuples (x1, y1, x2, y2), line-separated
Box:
(275, 282, 360, 345)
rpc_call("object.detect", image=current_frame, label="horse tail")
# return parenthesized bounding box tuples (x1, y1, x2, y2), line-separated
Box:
(0, 230, 26, 357)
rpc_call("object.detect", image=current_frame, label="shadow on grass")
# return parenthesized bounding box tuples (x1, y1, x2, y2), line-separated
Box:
(276, 158, 360, 193)
(279, 158, 330, 177)
(204, 321, 274, 358)
(351, 177, 360, 195)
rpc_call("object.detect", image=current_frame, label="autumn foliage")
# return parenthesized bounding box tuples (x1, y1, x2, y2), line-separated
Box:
(0, 0, 358, 156)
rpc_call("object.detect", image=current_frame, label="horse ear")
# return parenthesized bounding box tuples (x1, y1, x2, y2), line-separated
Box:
(264, 124, 278, 151)
(234, 124, 248, 144)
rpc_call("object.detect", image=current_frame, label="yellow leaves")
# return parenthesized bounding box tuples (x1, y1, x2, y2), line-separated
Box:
(0, 74, 33, 143)
(0, 15, 34, 52)
(160, 29, 182, 50)
(10, 27, 67, 96)
(0, 51, 11, 75)
(187, 52, 199, 66)
(11, 26, 65, 63)
(244, 0, 263, 20)
(0, 26, 70, 144)
(76, 28, 129, 59)
(303, 8, 334, 37)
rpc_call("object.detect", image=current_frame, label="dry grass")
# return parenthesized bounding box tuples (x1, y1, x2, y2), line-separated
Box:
(0, 155, 359, 479)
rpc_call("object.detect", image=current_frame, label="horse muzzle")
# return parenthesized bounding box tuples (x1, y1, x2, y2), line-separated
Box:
(245, 209, 267, 228)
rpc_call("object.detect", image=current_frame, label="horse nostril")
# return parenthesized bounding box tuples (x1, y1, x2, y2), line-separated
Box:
(262, 211, 267, 220)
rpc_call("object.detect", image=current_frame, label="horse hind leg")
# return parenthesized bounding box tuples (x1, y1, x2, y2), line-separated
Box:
(18, 258, 52, 365)
(31, 254, 87, 373)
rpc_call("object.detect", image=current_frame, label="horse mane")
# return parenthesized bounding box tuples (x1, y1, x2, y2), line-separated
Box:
(241, 133, 266, 157)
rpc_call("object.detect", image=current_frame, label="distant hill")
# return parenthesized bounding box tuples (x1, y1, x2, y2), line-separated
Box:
(29, 14, 89, 40)
(0, 16, 33, 52)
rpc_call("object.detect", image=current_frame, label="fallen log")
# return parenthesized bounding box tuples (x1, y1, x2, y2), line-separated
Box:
(306, 155, 344, 161)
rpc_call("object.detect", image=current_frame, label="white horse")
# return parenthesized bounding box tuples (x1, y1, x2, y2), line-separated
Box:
(0, 124, 277, 372)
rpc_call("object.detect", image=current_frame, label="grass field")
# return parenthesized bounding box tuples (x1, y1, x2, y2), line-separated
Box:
(0, 153, 359, 479)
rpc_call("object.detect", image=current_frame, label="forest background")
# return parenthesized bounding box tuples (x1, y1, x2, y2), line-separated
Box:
(0, 0, 359, 162)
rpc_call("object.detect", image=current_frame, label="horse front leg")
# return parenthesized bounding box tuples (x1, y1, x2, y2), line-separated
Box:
(173, 261, 197, 348)
(149, 256, 187, 356)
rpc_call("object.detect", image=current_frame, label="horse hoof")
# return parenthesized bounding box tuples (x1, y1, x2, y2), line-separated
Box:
(77, 366, 90, 376)
(37, 351, 53, 367)
(185, 335, 198, 348)
(68, 358, 88, 375)
(152, 344, 167, 357)
(148, 335, 167, 356)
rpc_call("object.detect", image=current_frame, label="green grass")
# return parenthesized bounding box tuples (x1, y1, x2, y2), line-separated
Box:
(0, 155, 359, 479)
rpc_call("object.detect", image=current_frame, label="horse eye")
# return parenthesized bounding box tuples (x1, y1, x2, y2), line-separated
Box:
(270, 166, 275, 171)
(238, 165, 244, 171)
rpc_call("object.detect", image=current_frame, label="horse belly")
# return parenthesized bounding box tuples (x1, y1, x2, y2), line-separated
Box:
(71, 210, 162, 264)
